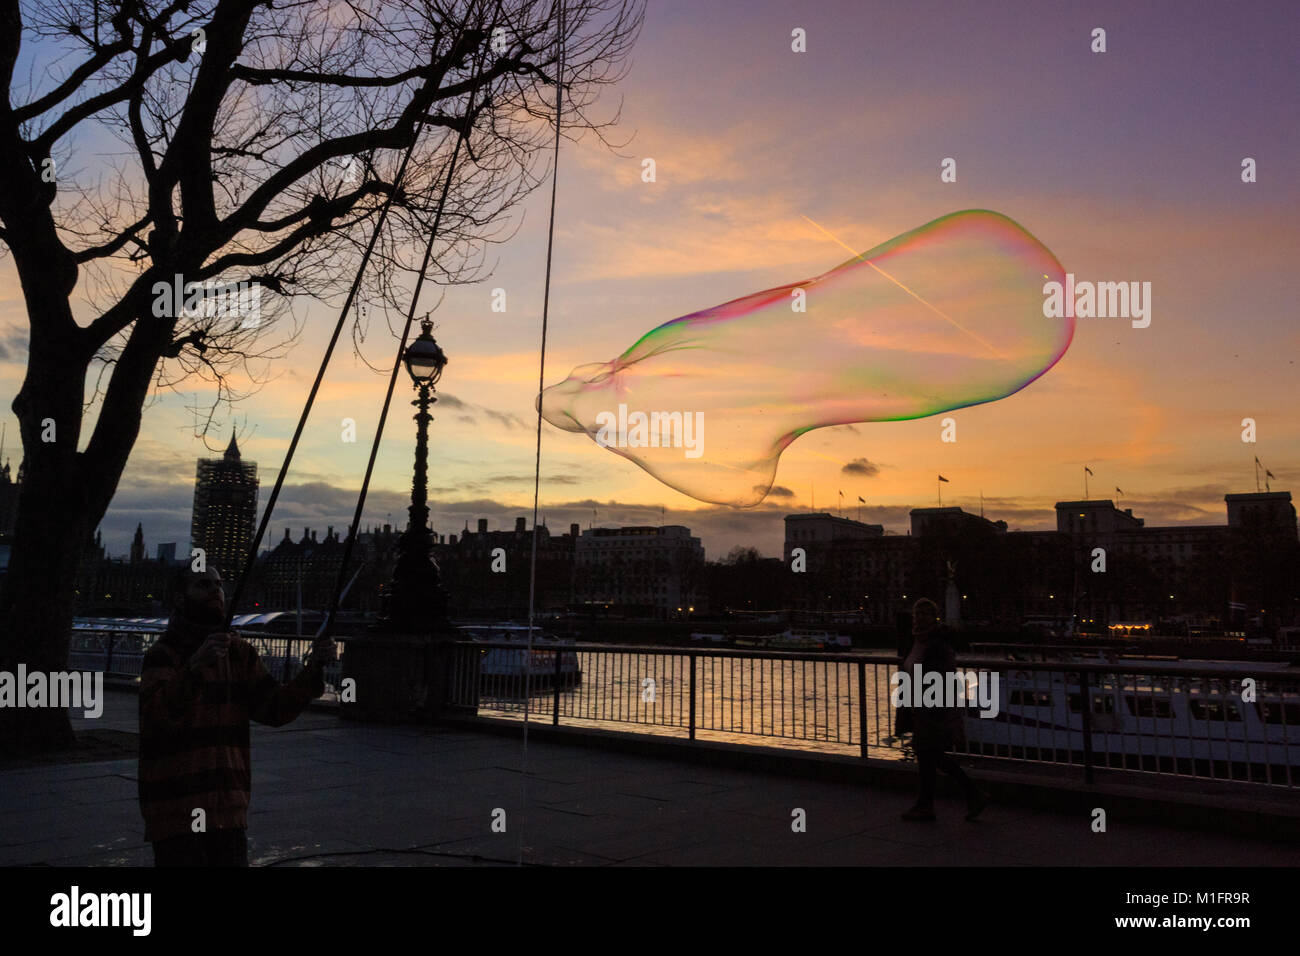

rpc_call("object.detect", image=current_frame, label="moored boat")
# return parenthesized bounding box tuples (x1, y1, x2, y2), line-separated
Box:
(457, 623, 582, 688)
(955, 653, 1300, 776)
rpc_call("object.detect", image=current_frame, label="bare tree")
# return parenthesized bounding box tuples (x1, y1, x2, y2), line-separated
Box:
(0, 0, 643, 752)
(723, 546, 760, 566)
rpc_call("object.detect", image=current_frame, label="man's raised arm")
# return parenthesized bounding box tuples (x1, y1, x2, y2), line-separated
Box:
(245, 637, 335, 727)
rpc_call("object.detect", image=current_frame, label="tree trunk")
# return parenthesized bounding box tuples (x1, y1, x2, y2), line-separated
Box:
(0, 482, 88, 753)
(0, 332, 162, 753)
(0, 355, 91, 754)
(0, 81, 95, 753)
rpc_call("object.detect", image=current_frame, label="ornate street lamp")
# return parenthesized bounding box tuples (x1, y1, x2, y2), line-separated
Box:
(404, 318, 449, 385)
(386, 316, 450, 635)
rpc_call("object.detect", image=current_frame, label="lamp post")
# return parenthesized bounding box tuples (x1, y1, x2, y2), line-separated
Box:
(386, 316, 449, 636)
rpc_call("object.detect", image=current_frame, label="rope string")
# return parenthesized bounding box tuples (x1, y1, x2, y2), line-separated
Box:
(520, 0, 566, 867)
(321, 39, 492, 639)
(224, 109, 434, 626)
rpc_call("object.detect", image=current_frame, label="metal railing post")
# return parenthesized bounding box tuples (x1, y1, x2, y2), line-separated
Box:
(858, 660, 868, 759)
(1078, 669, 1095, 784)
(552, 645, 562, 726)
(689, 651, 697, 740)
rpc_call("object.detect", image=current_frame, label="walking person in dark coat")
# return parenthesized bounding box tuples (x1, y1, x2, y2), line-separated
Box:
(898, 598, 989, 821)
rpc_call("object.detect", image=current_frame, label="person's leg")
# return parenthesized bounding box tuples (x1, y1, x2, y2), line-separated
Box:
(152, 833, 209, 867)
(205, 828, 249, 867)
(910, 748, 938, 812)
(934, 750, 974, 802)
(936, 749, 990, 819)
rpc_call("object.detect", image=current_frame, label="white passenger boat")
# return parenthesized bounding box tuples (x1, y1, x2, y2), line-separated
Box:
(957, 655, 1300, 773)
(457, 624, 582, 687)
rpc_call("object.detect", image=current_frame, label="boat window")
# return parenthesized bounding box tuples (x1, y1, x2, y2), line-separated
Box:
(1124, 696, 1173, 718)
(1259, 702, 1300, 725)
(1067, 693, 1114, 714)
(1011, 690, 1053, 708)
(1188, 699, 1243, 722)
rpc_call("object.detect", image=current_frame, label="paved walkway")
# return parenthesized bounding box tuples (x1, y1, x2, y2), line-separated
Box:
(0, 690, 1291, 866)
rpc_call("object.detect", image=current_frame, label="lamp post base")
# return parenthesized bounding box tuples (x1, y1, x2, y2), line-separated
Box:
(339, 631, 436, 723)
(339, 624, 476, 723)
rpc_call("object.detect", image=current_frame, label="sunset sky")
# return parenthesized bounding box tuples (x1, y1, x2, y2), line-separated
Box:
(1, 0, 1296, 564)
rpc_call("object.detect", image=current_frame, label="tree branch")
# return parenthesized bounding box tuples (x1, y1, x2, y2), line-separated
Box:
(12, 34, 135, 123)
(73, 213, 152, 263)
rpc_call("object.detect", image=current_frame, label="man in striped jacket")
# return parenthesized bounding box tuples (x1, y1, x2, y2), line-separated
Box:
(138, 566, 335, 866)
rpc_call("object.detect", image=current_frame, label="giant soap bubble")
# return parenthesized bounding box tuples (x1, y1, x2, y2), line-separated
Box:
(539, 209, 1071, 506)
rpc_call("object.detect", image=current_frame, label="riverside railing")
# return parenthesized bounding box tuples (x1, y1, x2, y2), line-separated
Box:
(66, 624, 1298, 789)
(69, 624, 345, 692)
(448, 641, 1300, 789)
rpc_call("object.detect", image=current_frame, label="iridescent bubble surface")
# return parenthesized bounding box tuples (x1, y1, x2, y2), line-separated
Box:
(539, 209, 1071, 506)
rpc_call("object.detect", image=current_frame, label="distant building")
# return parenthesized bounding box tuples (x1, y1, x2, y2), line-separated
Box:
(190, 433, 259, 588)
(242, 524, 400, 615)
(254, 526, 334, 613)
(130, 523, 146, 563)
(785, 512, 884, 545)
(574, 525, 704, 619)
(0, 458, 19, 537)
(75, 525, 169, 614)
(781, 491, 1299, 636)
(910, 507, 1007, 538)
(239, 517, 578, 618)
(1219, 492, 1296, 636)
(1053, 493, 1298, 633)
(784, 513, 912, 623)
(0, 458, 19, 584)
(1226, 491, 1297, 533)
(156, 542, 178, 565)
(435, 517, 578, 619)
